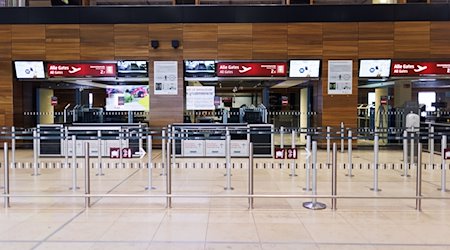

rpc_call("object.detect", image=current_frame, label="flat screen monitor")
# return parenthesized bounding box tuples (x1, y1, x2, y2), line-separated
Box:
(289, 60, 320, 78)
(14, 61, 45, 79)
(105, 85, 149, 111)
(117, 61, 148, 77)
(359, 59, 391, 78)
(184, 60, 216, 78)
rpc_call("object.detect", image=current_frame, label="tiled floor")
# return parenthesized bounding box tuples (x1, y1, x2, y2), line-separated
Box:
(1, 147, 450, 249)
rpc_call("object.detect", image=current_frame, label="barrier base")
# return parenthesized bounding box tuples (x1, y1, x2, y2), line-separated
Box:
(289, 174, 298, 177)
(69, 187, 80, 190)
(303, 201, 326, 210)
(224, 187, 234, 191)
(96, 173, 105, 176)
(345, 174, 354, 177)
(437, 188, 450, 192)
(401, 174, 411, 177)
(370, 188, 382, 192)
(145, 186, 156, 190)
(302, 187, 312, 191)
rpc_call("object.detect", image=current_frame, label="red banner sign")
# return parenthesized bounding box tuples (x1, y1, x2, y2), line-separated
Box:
(47, 63, 116, 77)
(391, 61, 450, 76)
(216, 62, 287, 77)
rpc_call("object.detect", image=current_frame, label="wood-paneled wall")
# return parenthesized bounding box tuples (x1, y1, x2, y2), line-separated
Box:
(2, 21, 450, 129)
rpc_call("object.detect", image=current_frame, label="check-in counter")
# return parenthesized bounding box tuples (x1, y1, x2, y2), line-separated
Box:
(172, 123, 273, 157)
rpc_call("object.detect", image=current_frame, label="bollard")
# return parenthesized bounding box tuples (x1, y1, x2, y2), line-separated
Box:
(370, 133, 381, 192)
(303, 141, 326, 210)
(96, 130, 104, 176)
(32, 129, 40, 176)
(248, 143, 254, 209)
(402, 130, 410, 177)
(430, 126, 434, 166)
(224, 128, 233, 190)
(11, 126, 15, 167)
(303, 135, 312, 191)
(416, 142, 422, 211)
(84, 142, 90, 208)
(166, 132, 172, 208)
(70, 135, 79, 190)
(340, 122, 344, 153)
(289, 129, 297, 177)
(332, 143, 337, 210)
(4, 142, 9, 208)
(145, 135, 155, 190)
(326, 126, 331, 164)
(346, 130, 354, 177)
(161, 129, 167, 176)
(439, 135, 448, 192)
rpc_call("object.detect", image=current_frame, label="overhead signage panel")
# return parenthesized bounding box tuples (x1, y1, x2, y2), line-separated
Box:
(391, 61, 450, 76)
(47, 63, 117, 77)
(14, 61, 45, 79)
(359, 59, 391, 78)
(289, 60, 320, 78)
(216, 62, 287, 77)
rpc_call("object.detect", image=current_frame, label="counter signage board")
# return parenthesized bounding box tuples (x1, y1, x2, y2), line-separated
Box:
(205, 140, 225, 157)
(154, 61, 178, 95)
(216, 62, 287, 77)
(391, 61, 450, 76)
(328, 60, 353, 95)
(186, 86, 215, 110)
(47, 63, 116, 77)
(182, 140, 205, 157)
(230, 140, 249, 157)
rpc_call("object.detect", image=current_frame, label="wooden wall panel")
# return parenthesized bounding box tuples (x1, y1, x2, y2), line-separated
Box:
(80, 25, 115, 60)
(114, 24, 149, 60)
(253, 24, 287, 59)
(430, 22, 450, 58)
(183, 24, 218, 59)
(12, 25, 46, 60)
(45, 24, 80, 61)
(288, 23, 323, 58)
(0, 25, 11, 60)
(323, 23, 358, 58)
(394, 22, 430, 59)
(149, 24, 183, 60)
(218, 24, 252, 59)
(358, 22, 394, 58)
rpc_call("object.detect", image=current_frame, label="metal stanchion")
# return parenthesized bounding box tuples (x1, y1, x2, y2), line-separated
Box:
(410, 129, 415, 172)
(346, 130, 354, 177)
(145, 135, 155, 190)
(161, 129, 167, 176)
(4, 142, 10, 208)
(280, 126, 284, 149)
(430, 126, 434, 166)
(331, 143, 337, 210)
(96, 130, 104, 176)
(166, 131, 172, 208)
(64, 127, 69, 168)
(84, 142, 91, 208)
(171, 127, 176, 178)
(416, 142, 422, 211)
(11, 126, 15, 167)
(32, 129, 40, 176)
(438, 135, 448, 192)
(340, 122, 344, 153)
(119, 129, 123, 167)
(303, 141, 326, 210)
(370, 133, 381, 192)
(402, 130, 410, 177)
(326, 126, 331, 164)
(224, 127, 233, 190)
(289, 129, 297, 177)
(70, 135, 79, 190)
(303, 135, 312, 191)
(248, 143, 254, 209)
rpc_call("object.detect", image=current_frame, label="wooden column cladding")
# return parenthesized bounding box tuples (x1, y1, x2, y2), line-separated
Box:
(430, 22, 450, 59)
(218, 24, 252, 60)
(321, 23, 358, 129)
(394, 22, 430, 59)
(80, 25, 115, 60)
(252, 24, 288, 60)
(0, 25, 12, 126)
(148, 24, 184, 130)
(46, 25, 80, 61)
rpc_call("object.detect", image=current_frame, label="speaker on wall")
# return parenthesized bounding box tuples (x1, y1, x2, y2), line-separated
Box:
(151, 40, 159, 49)
(171, 40, 180, 49)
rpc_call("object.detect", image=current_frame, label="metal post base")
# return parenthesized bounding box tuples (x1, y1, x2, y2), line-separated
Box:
(303, 201, 326, 210)
(31, 173, 41, 176)
(437, 188, 450, 192)
(145, 186, 156, 190)
(160, 173, 167, 176)
(345, 174, 354, 177)
(370, 188, 382, 192)
(224, 187, 234, 191)
(289, 174, 298, 177)
(96, 173, 105, 176)
(302, 187, 312, 191)
(69, 187, 80, 190)
(224, 173, 233, 177)
(401, 174, 411, 177)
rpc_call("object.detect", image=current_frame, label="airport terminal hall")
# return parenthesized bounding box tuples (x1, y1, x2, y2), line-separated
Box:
(2, 0, 450, 249)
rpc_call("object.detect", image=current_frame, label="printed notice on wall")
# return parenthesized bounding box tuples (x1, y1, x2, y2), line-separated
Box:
(186, 86, 215, 110)
(154, 61, 178, 95)
(328, 60, 353, 95)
